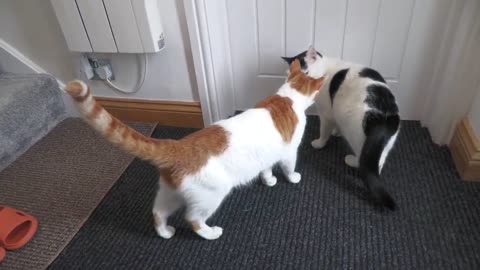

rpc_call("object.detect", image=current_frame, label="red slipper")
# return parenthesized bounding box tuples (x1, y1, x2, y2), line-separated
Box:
(0, 205, 38, 262)
(0, 247, 5, 262)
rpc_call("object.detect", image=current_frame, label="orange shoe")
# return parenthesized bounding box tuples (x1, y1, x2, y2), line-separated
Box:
(0, 247, 5, 262)
(0, 206, 38, 262)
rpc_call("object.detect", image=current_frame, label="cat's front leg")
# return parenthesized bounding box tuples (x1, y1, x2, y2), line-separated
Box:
(280, 151, 301, 184)
(261, 168, 277, 187)
(311, 115, 334, 149)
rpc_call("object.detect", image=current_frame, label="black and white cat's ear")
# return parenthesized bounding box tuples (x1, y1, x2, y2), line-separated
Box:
(281, 56, 295, 64)
(306, 46, 318, 63)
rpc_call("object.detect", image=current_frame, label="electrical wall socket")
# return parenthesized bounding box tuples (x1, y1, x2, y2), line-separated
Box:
(91, 59, 115, 81)
(79, 54, 115, 81)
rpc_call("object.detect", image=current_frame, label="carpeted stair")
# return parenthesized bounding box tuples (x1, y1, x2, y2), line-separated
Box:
(0, 72, 66, 171)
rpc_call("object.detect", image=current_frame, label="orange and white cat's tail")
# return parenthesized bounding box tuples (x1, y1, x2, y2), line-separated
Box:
(64, 80, 169, 164)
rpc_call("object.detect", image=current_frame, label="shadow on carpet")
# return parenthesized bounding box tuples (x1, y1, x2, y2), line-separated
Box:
(48, 117, 480, 270)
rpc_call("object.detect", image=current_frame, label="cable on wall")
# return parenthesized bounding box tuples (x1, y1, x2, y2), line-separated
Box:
(103, 53, 148, 94)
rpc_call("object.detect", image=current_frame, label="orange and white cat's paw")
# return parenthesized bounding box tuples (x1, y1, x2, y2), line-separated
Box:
(345, 155, 359, 168)
(196, 226, 223, 240)
(155, 225, 176, 239)
(262, 175, 277, 187)
(311, 138, 328, 149)
(287, 172, 302, 184)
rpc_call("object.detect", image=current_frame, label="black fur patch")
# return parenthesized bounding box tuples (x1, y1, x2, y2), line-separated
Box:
(365, 85, 398, 115)
(329, 68, 349, 103)
(281, 50, 323, 70)
(362, 111, 399, 136)
(358, 67, 386, 83)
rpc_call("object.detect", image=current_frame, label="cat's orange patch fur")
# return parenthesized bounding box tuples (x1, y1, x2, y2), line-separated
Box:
(65, 81, 230, 189)
(158, 125, 229, 187)
(256, 95, 298, 142)
(288, 59, 324, 96)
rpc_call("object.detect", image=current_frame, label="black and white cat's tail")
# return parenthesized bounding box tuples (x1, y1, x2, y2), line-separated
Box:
(359, 113, 400, 210)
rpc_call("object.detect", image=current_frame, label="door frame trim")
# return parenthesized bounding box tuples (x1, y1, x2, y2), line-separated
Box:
(183, 0, 235, 126)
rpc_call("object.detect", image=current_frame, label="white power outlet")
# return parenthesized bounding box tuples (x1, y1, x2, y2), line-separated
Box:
(79, 55, 115, 81)
(90, 59, 115, 80)
(95, 65, 113, 80)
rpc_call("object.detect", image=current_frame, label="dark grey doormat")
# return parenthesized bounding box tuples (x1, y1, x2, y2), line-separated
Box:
(48, 117, 480, 269)
(0, 118, 156, 270)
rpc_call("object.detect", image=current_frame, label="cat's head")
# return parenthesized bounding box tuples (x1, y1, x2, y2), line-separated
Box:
(282, 46, 326, 79)
(287, 59, 324, 98)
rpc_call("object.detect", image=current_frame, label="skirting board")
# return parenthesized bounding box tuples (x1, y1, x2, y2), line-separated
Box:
(96, 97, 204, 128)
(449, 118, 480, 181)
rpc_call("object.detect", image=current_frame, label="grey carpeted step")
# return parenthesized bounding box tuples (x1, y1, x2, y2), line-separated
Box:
(0, 72, 66, 172)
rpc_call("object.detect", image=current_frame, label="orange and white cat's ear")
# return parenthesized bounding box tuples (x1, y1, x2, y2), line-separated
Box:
(312, 76, 325, 90)
(289, 59, 301, 73)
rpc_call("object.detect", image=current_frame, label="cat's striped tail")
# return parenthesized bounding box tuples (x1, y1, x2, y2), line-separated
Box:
(64, 80, 171, 164)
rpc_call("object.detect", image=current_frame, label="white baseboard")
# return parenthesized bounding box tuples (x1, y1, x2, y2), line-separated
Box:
(0, 38, 65, 89)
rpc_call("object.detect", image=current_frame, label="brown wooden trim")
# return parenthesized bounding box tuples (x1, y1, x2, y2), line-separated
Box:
(95, 97, 204, 128)
(449, 118, 480, 181)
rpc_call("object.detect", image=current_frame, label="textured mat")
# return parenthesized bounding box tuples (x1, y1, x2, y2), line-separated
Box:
(0, 118, 156, 270)
(49, 117, 480, 269)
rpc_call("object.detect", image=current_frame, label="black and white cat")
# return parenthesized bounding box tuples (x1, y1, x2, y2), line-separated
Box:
(282, 46, 400, 210)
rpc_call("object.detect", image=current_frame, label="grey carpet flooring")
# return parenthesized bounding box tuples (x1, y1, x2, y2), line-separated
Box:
(48, 117, 480, 270)
(0, 118, 156, 270)
(0, 73, 66, 171)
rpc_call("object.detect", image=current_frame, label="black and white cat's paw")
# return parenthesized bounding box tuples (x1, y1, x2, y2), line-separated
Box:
(287, 172, 301, 184)
(262, 175, 277, 187)
(311, 138, 328, 149)
(345, 155, 359, 168)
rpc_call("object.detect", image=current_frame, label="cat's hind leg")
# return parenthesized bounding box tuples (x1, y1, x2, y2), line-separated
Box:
(345, 154, 359, 168)
(261, 167, 277, 187)
(312, 114, 335, 149)
(185, 182, 230, 240)
(153, 181, 183, 239)
(343, 129, 364, 169)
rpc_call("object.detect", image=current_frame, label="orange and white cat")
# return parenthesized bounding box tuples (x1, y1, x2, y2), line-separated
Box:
(64, 60, 324, 240)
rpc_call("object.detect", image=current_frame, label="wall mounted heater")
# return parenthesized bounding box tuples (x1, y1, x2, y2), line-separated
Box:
(51, 0, 165, 53)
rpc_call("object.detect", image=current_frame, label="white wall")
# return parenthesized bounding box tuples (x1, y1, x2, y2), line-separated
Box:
(0, 0, 198, 101)
(468, 84, 480, 137)
(0, 0, 76, 81)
